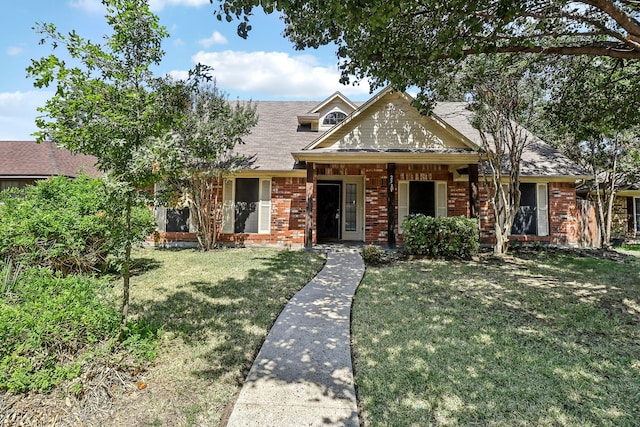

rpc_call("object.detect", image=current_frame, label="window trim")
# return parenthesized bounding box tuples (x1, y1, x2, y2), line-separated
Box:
(222, 177, 272, 235)
(633, 196, 640, 235)
(511, 182, 549, 237)
(322, 111, 347, 126)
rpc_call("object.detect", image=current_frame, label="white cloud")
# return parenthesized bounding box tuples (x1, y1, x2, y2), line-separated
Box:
(180, 50, 371, 99)
(0, 91, 52, 140)
(6, 46, 24, 56)
(149, 0, 210, 12)
(198, 31, 228, 48)
(68, 0, 105, 14)
(173, 38, 186, 47)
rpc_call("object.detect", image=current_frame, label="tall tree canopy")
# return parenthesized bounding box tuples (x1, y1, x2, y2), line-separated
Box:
(542, 57, 640, 246)
(213, 0, 640, 96)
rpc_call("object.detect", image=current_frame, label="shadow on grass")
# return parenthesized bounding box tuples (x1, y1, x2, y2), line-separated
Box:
(130, 250, 324, 383)
(353, 252, 640, 426)
(130, 257, 162, 277)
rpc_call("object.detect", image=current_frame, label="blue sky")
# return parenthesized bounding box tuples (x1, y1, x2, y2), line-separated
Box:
(0, 0, 373, 140)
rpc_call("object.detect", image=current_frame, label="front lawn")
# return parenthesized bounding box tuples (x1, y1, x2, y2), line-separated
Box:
(353, 250, 640, 426)
(115, 247, 325, 426)
(2, 247, 325, 426)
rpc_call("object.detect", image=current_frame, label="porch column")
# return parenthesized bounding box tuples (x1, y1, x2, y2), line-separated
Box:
(387, 163, 396, 248)
(305, 162, 314, 249)
(469, 164, 480, 218)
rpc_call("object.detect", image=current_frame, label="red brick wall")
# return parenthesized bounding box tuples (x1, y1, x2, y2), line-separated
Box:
(219, 177, 306, 246)
(478, 181, 582, 246)
(152, 168, 584, 248)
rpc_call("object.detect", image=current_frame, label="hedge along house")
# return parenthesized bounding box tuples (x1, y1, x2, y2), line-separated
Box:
(154, 87, 591, 249)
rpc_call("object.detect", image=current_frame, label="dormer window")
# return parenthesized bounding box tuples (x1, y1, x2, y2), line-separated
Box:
(323, 111, 347, 125)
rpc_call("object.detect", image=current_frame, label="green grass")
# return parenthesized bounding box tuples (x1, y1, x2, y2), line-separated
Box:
(352, 250, 640, 426)
(621, 243, 640, 252)
(120, 247, 325, 425)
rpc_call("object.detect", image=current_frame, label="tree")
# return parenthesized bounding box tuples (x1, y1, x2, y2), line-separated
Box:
(159, 77, 258, 250)
(26, 0, 182, 330)
(542, 57, 640, 246)
(451, 56, 545, 256)
(213, 0, 640, 101)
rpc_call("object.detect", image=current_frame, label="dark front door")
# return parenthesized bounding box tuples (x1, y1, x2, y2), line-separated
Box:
(317, 182, 341, 241)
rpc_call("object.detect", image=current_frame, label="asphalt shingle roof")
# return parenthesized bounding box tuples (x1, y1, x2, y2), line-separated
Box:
(433, 102, 589, 177)
(0, 141, 100, 178)
(233, 101, 326, 171)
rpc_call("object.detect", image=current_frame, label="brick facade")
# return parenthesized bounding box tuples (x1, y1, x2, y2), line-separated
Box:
(153, 164, 586, 248)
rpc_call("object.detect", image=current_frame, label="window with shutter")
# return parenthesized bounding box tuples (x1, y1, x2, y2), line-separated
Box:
(258, 179, 271, 234)
(222, 179, 234, 234)
(536, 183, 549, 237)
(398, 180, 447, 234)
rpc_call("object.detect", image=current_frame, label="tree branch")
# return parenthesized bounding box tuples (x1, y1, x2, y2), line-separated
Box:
(579, 0, 640, 43)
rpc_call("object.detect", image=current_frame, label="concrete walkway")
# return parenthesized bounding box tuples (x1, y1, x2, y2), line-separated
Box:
(225, 251, 365, 427)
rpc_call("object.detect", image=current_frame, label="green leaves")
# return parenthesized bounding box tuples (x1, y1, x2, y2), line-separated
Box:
(212, 0, 640, 96)
(0, 176, 155, 275)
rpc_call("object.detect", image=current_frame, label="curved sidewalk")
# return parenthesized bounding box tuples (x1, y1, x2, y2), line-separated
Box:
(225, 251, 365, 427)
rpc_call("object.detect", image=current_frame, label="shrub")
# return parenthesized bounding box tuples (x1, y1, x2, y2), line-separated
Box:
(0, 268, 161, 393)
(402, 215, 479, 259)
(0, 268, 118, 392)
(0, 175, 155, 274)
(361, 244, 386, 265)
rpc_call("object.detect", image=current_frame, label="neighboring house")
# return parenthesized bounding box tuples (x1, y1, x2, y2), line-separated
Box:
(155, 87, 593, 249)
(612, 184, 640, 238)
(0, 140, 100, 190)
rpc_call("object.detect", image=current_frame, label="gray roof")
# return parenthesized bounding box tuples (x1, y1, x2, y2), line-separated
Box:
(233, 101, 326, 171)
(226, 97, 588, 178)
(433, 102, 589, 177)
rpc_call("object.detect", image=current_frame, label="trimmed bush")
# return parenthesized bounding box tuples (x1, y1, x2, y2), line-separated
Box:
(402, 215, 479, 259)
(0, 175, 155, 274)
(361, 244, 386, 265)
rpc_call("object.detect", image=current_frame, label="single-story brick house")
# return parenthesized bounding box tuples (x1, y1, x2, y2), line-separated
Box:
(0, 140, 100, 190)
(155, 87, 592, 249)
(616, 185, 640, 238)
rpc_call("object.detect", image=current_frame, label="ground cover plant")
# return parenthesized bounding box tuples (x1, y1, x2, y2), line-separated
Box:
(0, 264, 159, 395)
(353, 249, 640, 426)
(1, 247, 325, 425)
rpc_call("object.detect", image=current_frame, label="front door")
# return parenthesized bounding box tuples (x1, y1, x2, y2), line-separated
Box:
(317, 182, 341, 241)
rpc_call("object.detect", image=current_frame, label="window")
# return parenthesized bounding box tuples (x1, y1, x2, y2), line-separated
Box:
(235, 178, 259, 233)
(166, 208, 190, 232)
(512, 183, 549, 236)
(222, 178, 272, 234)
(323, 111, 347, 125)
(345, 183, 357, 232)
(398, 181, 447, 233)
(155, 206, 191, 233)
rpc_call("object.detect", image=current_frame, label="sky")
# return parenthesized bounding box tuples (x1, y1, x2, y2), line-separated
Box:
(0, 0, 373, 140)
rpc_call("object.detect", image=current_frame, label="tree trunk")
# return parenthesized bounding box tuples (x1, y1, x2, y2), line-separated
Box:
(119, 195, 132, 339)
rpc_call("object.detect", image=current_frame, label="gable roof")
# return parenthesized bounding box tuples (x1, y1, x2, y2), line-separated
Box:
(303, 87, 479, 152)
(0, 141, 100, 179)
(232, 92, 587, 178)
(308, 91, 358, 114)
